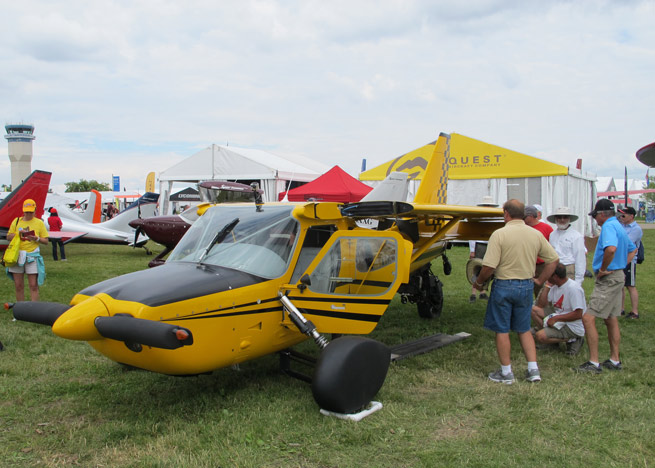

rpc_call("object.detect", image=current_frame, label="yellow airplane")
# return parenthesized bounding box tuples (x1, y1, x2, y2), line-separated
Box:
(7, 133, 503, 414)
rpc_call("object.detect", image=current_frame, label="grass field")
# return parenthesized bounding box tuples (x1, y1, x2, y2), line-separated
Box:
(0, 231, 654, 467)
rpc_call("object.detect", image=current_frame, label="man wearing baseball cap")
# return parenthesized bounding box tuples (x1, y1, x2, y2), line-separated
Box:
(6, 198, 49, 301)
(577, 199, 636, 373)
(618, 206, 642, 319)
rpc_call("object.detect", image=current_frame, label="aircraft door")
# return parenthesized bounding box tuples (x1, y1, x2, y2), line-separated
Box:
(283, 230, 411, 335)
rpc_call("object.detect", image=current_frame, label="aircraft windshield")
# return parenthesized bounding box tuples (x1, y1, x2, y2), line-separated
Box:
(168, 205, 298, 278)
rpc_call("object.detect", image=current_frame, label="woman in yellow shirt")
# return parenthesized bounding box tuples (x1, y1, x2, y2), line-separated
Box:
(6, 199, 49, 301)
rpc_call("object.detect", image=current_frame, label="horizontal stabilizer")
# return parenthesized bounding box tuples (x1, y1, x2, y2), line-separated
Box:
(360, 172, 409, 202)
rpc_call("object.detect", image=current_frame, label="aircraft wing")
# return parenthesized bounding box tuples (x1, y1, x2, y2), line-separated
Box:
(338, 201, 504, 243)
(48, 231, 88, 244)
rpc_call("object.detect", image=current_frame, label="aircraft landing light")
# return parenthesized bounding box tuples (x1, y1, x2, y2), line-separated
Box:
(175, 329, 190, 341)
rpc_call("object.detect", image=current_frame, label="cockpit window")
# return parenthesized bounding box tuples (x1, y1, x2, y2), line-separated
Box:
(168, 205, 298, 278)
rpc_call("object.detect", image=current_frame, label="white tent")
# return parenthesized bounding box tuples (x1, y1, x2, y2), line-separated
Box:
(158, 144, 329, 214)
(447, 168, 598, 237)
(596, 176, 616, 193)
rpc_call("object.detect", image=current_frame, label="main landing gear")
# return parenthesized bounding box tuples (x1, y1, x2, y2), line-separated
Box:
(278, 294, 390, 415)
(398, 262, 445, 319)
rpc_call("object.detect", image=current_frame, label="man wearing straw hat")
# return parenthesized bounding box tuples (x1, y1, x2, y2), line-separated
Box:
(547, 207, 586, 284)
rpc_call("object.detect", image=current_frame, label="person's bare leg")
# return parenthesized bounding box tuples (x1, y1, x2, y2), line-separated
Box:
(518, 331, 537, 362)
(495, 333, 511, 366)
(583, 313, 599, 363)
(27, 274, 39, 302)
(605, 316, 621, 362)
(13, 273, 25, 302)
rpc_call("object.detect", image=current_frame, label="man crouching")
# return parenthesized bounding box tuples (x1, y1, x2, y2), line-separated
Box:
(531, 263, 586, 355)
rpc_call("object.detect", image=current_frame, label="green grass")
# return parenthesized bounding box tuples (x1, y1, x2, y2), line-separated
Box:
(0, 235, 654, 467)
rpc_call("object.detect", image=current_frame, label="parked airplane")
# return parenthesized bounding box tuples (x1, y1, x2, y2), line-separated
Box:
(0, 170, 52, 249)
(7, 134, 504, 414)
(49, 193, 160, 247)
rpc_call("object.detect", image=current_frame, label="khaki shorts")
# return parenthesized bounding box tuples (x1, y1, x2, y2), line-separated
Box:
(587, 270, 625, 319)
(544, 324, 580, 340)
(8, 261, 38, 275)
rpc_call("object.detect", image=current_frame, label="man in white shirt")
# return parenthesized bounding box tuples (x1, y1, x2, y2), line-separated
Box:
(546, 207, 586, 284)
(531, 263, 586, 355)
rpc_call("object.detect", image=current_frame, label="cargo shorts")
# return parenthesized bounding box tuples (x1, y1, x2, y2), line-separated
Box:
(587, 269, 625, 319)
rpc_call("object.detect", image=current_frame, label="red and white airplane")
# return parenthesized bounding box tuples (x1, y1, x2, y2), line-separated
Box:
(0, 170, 82, 248)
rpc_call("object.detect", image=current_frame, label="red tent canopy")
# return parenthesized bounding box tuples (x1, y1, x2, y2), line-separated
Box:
(278, 165, 373, 203)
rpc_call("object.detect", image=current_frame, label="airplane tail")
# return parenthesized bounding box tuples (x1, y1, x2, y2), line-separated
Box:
(0, 170, 52, 228)
(412, 133, 450, 205)
(79, 189, 103, 223)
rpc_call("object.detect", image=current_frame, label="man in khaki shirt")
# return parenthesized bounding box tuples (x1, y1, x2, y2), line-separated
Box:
(474, 199, 559, 384)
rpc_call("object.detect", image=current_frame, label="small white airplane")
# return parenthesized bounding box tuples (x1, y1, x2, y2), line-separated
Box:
(47, 193, 159, 247)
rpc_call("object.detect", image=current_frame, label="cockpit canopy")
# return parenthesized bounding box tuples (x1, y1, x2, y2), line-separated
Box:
(168, 205, 298, 279)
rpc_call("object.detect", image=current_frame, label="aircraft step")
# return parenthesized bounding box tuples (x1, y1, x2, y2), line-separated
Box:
(390, 332, 470, 362)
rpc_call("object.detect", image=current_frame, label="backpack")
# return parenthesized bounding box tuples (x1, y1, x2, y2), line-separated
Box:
(637, 241, 645, 264)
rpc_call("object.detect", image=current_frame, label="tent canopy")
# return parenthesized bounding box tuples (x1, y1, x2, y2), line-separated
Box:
(278, 165, 373, 202)
(157, 144, 328, 214)
(159, 144, 326, 182)
(359, 132, 596, 236)
(360, 133, 568, 181)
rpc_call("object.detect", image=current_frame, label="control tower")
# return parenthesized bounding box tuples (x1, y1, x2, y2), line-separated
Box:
(5, 123, 36, 188)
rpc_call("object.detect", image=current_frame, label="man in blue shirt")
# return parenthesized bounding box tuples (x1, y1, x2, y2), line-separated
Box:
(577, 199, 637, 373)
(618, 206, 643, 319)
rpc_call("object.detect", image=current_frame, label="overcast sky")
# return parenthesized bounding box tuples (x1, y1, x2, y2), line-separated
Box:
(1, 0, 653, 193)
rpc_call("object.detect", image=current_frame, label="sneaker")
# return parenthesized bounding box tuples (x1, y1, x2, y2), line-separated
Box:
(525, 368, 541, 383)
(601, 359, 622, 370)
(469, 294, 476, 303)
(565, 336, 585, 356)
(488, 369, 515, 384)
(626, 312, 639, 319)
(575, 361, 602, 374)
(479, 292, 488, 300)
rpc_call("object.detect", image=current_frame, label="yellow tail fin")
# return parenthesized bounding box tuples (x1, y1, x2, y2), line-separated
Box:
(413, 133, 450, 205)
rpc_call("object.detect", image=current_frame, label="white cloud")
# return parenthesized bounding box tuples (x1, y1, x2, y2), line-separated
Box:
(0, 0, 654, 192)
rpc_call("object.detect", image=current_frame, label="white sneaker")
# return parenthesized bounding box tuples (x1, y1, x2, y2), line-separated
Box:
(488, 369, 515, 384)
(525, 368, 541, 383)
